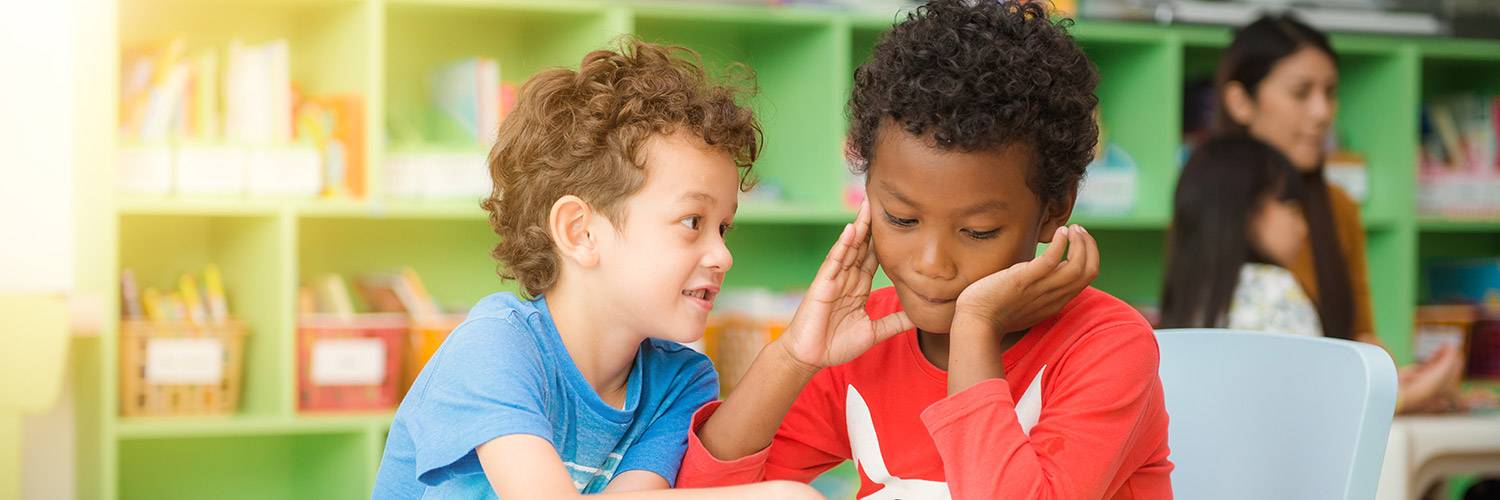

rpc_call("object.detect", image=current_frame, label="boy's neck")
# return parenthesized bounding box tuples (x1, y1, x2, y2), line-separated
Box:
(544, 279, 643, 408)
(917, 328, 1028, 372)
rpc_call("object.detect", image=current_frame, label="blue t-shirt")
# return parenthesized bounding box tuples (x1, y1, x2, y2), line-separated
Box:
(372, 292, 719, 499)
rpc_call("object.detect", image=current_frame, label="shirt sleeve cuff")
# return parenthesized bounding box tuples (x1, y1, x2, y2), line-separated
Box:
(676, 400, 772, 487)
(919, 378, 1014, 434)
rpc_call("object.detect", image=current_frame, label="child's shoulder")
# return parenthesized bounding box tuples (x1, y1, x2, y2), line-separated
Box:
(1045, 287, 1158, 361)
(439, 292, 554, 359)
(403, 293, 557, 406)
(466, 291, 545, 322)
(1063, 286, 1146, 319)
(1056, 287, 1152, 334)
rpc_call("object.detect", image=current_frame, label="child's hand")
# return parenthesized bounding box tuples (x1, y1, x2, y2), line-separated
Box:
(776, 201, 914, 373)
(953, 225, 1099, 336)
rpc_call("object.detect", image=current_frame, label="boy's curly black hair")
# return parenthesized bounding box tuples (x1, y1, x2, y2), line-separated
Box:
(848, 0, 1099, 208)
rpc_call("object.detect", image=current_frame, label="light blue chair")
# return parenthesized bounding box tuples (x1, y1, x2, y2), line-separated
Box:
(1156, 329, 1398, 500)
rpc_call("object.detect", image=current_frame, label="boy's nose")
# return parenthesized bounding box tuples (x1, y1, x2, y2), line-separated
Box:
(911, 238, 956, 281)
(703, 237, 733, 272)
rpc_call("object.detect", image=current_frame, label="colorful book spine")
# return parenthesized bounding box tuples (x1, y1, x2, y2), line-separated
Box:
(121, 269, 143, 319)
(204, 264, 229, 322)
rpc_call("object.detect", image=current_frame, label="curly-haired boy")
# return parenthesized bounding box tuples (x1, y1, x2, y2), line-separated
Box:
(374, 38, 819, 500)
(679, 1, 1174, 498)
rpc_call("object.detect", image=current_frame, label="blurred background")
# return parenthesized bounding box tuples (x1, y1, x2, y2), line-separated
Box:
(1, 0, 1498, 499)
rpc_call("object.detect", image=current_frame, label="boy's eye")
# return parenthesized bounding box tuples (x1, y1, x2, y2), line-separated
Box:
(883, 211, 917, 228)
(680, 215, 701, 231)
(964, 228, 999, 240)
(719, 223, 733, 237)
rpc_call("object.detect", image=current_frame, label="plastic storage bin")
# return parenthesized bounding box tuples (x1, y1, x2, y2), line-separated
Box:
(297, 314, 406, 412)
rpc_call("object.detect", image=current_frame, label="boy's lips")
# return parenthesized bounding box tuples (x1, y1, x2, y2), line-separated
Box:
(681, 285, 719, 311)
(893, 276, 957, 305)
(913, 291, 955, 305)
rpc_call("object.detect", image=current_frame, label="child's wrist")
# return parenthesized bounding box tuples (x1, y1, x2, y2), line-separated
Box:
(951, 310, 1003, 340)
(770, 337, 822, 379)
(952, 306, 1000, 333)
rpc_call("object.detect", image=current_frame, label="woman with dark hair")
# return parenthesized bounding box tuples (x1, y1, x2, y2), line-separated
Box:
(1164, 13, 1464, 414)
(1162, 135, 1322, 336)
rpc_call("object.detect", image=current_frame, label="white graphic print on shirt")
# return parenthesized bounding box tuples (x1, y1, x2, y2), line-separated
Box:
(845, 366, 1046, 500)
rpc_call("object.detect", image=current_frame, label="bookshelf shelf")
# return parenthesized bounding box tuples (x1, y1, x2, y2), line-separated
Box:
(116, 413, 393, 440)
(1419, 218, 1500, 233)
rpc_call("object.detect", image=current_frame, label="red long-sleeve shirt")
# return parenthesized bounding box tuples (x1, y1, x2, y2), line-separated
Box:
(679, 287, 1173, 499)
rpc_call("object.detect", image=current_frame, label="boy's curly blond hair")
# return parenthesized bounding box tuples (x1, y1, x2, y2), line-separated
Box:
(481, 37, 761, 297)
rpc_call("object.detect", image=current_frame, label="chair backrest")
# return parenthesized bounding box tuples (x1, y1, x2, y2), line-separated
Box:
(1156, 329, 1397, 500)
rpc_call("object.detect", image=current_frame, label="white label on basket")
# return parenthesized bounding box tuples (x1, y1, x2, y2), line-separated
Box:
(145, 339, 225, 385)
(311, 339, 386, 386)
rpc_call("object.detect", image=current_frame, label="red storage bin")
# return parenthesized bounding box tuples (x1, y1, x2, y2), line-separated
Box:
(298, 314, 407, 412)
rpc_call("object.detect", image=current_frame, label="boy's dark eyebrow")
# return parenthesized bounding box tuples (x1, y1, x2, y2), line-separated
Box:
(959, 200, 1009, 216)
(878, 181, 918, 208)
(880, 180, 1007, 215)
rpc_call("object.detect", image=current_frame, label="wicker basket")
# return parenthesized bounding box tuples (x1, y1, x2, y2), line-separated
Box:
(119, 319, 248, 417)
(703, 315, 786, 396)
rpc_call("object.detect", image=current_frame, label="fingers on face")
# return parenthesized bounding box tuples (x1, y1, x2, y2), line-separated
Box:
(817, 224, 854, 284)
(1079, 226, 1100, 281)
(873, 311, 914, 341)
(1017, 225, 1070, 286)
(846, 201, 873, 270)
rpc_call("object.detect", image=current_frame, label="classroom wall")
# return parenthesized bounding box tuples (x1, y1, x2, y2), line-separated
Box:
(2, 0, 114, 497)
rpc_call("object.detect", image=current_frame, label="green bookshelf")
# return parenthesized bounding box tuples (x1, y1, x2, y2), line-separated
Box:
(75, 0, 1500, 498)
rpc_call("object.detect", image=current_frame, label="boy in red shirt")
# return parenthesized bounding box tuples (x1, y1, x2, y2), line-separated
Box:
(677, 1, 1173, 498)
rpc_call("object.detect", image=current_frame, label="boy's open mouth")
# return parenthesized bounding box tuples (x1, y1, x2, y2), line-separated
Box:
(681, 286, 719, 310)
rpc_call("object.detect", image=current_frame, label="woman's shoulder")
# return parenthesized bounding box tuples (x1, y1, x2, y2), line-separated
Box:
(1323, 182, 1363, 224)
(1230, 263, 1323, 336)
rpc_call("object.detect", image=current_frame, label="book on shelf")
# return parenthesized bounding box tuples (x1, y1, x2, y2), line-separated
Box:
(117, 37, 366, 199)
(1419, 93, 1500, 218)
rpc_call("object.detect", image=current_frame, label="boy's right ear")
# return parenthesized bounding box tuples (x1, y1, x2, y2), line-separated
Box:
(548, 195, 600, 268)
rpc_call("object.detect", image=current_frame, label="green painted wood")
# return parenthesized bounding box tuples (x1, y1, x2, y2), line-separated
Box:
(119, 433, 372, 500)
(116, 414, 392, 439)
(1082, 35, 1183, 223)
(634, 12, 846, 210)
(1419, 219, 1500, 232)
(383, 1, 628, 148)
(296, 217, 513, 312)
